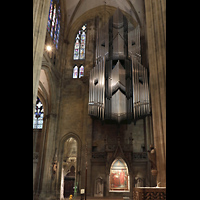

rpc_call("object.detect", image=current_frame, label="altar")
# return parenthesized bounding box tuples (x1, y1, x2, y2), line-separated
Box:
(133, 187, 166, 200)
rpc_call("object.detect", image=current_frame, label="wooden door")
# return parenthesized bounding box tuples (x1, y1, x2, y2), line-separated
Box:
(64, 178, 75, 198)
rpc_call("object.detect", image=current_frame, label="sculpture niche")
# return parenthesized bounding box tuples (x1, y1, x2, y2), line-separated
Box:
(88, 8, 150, 123)
(94, 177, 104, 197)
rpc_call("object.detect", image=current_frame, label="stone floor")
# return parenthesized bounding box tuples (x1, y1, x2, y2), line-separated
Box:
(69, 196, 130, 200)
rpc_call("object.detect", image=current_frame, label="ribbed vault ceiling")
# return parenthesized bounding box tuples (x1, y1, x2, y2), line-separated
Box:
(62, 0, 144, 29)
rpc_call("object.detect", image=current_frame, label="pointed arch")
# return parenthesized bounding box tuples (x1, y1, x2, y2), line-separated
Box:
(33, 96, 44, 129)
(73, 65, 78, 78)
(57, 132, 82, 197)
(59, 132, 82, 158)
(79, 65, 84, 78)
(33, 68, 51, 129)
(73, 24, 87, 60)
(109, 157, 130, 192)
(66, 5, 139, 47)
(38, 66, 52, 115)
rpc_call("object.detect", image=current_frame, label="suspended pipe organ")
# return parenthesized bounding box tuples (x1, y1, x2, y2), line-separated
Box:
(88, 9, 150, 123)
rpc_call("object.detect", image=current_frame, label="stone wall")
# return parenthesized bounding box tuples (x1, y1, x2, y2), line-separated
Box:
(33, 1, 166, 199)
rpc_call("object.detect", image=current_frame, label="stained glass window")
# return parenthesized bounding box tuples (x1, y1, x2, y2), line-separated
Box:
(51, 4, 56, 37)
(53, 15, 58, 44)
(73, 65, 85, 78)
(73, 65, 78, 78)
(73, 24, 87, 60)
(79, 65, 84, 78)
(73, 35, 80, 60)
(47, 0, 61, 49)
(47, 0, 53, 32)
(56, 6, 61, 49)
(33, 97, 44, 129)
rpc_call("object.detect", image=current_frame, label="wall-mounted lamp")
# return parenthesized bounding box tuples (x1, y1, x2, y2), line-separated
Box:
(46, 45, 52, 51)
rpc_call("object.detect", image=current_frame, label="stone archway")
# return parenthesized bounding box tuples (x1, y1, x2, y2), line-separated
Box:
(58, 133, 82, 200)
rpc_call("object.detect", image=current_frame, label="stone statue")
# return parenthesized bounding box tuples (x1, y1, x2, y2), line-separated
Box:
(135, 177, 144, 187)
(97, 180, 102, 194)
(94, 177, 103, 197)
(52, 148, 58, 175)
(148, 144, 157, 171)
(52, 160, 57, 174)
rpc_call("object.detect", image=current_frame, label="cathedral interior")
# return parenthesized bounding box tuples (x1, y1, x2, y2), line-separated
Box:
(33, 0, 166, 199)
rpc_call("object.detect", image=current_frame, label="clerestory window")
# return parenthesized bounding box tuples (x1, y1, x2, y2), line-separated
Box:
(73, 65, 84, 78)
(47, 0, 61, 49)
(73, 24, 87, 60)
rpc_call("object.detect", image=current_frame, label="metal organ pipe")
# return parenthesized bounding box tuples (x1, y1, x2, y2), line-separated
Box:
(143, 66, 146, 115)
(131, 56, 135, 119)
(88, 9, 150, 123)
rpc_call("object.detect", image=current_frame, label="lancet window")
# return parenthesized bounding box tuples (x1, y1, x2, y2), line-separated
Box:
(47, 0, 61, 49)
(73, 24, 87, 60)
(73, 65, 84, 78)
(33, 97, 44, 129)
(79, 65, 84, 78)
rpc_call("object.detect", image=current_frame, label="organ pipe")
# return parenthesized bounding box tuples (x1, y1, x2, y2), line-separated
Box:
(88, 8, 150, 123)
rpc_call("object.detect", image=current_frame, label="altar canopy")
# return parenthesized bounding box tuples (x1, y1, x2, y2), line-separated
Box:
(88, 8, 150, 123)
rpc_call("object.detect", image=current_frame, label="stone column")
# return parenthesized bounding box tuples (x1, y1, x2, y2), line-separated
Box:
(33, 0, 50, 114)
(144, 0, 166, 187)
(81, 77, 93, 197)
(60, 168, 64, 200)
(38, 113, 58, 199)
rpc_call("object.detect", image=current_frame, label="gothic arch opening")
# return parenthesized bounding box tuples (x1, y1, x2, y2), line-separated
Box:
(60, 136, 79, 199)
(109, 158, 130, 192)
